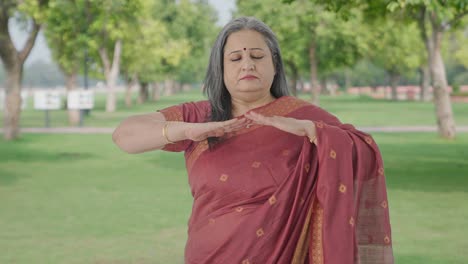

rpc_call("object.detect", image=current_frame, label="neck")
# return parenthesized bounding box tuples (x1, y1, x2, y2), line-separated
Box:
(231, 93, 276, 117)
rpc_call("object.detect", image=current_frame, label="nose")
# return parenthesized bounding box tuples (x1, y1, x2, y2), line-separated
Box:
(241, 57, 255, 71)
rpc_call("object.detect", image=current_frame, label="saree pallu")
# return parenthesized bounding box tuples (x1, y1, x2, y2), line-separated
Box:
(159, 96, 394, 264)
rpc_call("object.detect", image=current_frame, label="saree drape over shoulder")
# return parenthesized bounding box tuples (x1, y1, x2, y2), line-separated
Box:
(159, 96, 394, 264)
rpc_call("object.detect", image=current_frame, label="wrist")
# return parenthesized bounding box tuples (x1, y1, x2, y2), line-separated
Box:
(164, 122, 193, 143)
(302, 120, 317, 144)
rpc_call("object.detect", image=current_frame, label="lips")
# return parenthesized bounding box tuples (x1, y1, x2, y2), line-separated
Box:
(240, 75, 258, 80)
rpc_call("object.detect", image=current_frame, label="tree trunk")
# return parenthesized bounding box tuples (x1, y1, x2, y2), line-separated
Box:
(287, 61, 298, 96)
(430, 28, 456, 139)
(419, 64, 431, 101)
(344, 68, 351, 91)
(3, 64, 22, 139)
(152, 82, 160, 101)
(65, 72, 80, 126)
(138, 81, 149, 104)
(417, 8, 455, 138)
(389, 72, 400, 101)
(124, 74, 138, 108)
(174, 81, 181, 94)
(182, 83, 192, 92)
(99, 39, 122, 113)
(164, 79, 174, 96)
(298, 78, 304, 93)
(320, 77, 327, 95)
(309, 41, 320, 105)
(0, 15, 41, 140)
(290, 74, 297, 96)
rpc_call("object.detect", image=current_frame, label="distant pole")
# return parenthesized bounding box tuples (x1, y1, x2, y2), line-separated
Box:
(79, 49, 88, 127)
(84, 0, 91, 116)
(80, 0, 91, 124)
(83, 48, 90, 116)
(45, 110, 50, 128)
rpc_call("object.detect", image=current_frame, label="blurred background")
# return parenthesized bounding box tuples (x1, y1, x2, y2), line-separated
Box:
(0, 0, 467, 263)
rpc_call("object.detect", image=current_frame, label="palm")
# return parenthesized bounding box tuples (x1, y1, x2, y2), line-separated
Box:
(185, 118, 250, 141)
(245, 112, 310, 136)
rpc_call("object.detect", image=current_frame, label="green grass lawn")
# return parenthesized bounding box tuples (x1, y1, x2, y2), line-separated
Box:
(2, 90, 468, 128)
(1, 133, 467, 263)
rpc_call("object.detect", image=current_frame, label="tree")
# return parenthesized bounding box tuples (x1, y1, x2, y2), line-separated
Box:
(85, 0, 142, 112)
(367, 19, 422, 100)
(44, 0, 88, 125)
(0, 0, 49, 140)
(171, 0, 219, 86)
(120, 0, 190, 104)
(402, 1, 468, 138)
(151, 0, 209, 96)
(303, 0, 468, 138)
(238, 0, 367, 105)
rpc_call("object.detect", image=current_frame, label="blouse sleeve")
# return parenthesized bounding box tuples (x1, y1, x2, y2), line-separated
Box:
(157, 100, 210, 152)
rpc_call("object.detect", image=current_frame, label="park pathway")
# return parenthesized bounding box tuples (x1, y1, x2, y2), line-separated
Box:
(1, 126, 468, 134)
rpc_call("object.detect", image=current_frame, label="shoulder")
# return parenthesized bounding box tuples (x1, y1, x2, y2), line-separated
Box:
(181, 100, 211, 113)
(177, 100, 211, 123)
(282, 96, 341, 125)
(158, 100, 211, 123)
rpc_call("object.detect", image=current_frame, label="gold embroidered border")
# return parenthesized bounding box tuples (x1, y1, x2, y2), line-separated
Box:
(159, 107, 183, 122)
(187, 140, 209, 171)
(292, 198, 314, 264)
(310, 202, 324, 264)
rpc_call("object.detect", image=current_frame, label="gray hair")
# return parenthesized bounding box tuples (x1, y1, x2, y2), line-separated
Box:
(203, 16, 289, 125)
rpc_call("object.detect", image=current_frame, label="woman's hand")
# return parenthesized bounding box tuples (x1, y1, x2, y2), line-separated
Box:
(245, 111, 316, 138)
(184, 117, 251, 141)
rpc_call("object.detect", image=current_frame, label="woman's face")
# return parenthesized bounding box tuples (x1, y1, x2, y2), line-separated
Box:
(223, 30, 275, 101)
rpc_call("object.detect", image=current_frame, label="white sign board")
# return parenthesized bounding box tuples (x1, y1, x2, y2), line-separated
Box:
(1, 90, 29, 111)
(67, 90, 94, 110)
(34, 90, 62, 110)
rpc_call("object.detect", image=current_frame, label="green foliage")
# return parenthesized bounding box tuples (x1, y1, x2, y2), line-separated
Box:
(388, 0, 467, 26)
(367, 19, 423, 77)
(153, 0, 218, 83)
(17, 0, 50, 23)
(172, 0, 219, 83)
(43, 0, 145, 80)
(44, 0, 87, 75)
(237, 0, 368, 81)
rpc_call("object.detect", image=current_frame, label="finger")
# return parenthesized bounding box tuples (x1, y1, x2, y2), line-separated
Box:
(245, 112, 272, 125)
(227, 123, 250, 132)
(222, 118, 248, 131)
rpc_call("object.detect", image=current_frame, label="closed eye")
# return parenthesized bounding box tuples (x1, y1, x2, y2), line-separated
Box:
(252, 56, 264, 60)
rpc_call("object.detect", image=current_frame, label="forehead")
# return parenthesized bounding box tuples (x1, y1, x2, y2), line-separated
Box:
(224, 30, 269, 53)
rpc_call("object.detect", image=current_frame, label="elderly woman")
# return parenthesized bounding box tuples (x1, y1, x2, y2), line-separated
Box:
(113, 17, 393, 264)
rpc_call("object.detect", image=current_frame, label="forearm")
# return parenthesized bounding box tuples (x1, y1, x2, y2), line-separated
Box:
(112, 114, 192, 153)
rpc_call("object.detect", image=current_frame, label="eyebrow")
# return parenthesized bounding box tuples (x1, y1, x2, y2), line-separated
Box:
(227, 48, 265, 55)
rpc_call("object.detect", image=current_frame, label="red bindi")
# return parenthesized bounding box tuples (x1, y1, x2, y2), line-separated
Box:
(243, 48, 246, 50)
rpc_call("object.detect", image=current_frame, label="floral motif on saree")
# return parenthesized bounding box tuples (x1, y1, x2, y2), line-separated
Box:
(159, 96, 394, 264)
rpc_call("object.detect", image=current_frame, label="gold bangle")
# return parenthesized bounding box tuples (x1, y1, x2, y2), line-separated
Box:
(162, 123, 175, 144)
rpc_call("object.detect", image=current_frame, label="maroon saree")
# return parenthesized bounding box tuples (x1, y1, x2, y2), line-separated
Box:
(159, 96, 394, 264)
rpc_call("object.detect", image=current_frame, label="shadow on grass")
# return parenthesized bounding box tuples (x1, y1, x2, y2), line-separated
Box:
(0, 136, 96, 186)
(0, 147, 95, 163)
(395, 254, 444, 264)
(0, 168, 26, 186)
(376, 134, 468, 193)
